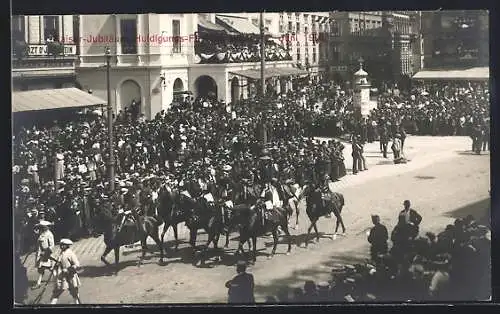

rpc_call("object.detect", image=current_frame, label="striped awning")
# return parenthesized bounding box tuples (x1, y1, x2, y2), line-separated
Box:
(229, 67, 309, 80)
(216, 14, 260, 35)
(12, 88, 106, 113)
(198, 15, 229, 33)
(412, 67, 489, 81)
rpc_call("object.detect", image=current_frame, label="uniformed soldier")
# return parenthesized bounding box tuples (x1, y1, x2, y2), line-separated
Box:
(33, 220, 55, 289)
(50, 239, 82, 304)
(225, 260, 255, 303)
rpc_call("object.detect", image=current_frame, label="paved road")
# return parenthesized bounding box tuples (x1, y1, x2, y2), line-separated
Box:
(22, 136, 490, 304)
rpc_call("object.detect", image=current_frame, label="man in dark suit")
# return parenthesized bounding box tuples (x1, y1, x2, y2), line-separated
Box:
(367, 214, 389, 263)
(225, 260, 255, 304)
(379, 124, 389, 158)
(399, 200, 422, 238)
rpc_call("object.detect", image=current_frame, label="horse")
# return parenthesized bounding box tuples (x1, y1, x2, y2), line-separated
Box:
(185, 196, 226, 265)
(300, 185, 345, 247)
(230, 201, 292, 262)
(157, 185, 192, 251)
(100, 207, 165, 273)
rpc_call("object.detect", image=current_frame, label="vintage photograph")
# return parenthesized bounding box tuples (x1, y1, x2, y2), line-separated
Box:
(12, 10, 490, 305)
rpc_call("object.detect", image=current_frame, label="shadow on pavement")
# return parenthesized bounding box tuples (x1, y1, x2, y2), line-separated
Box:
(455, 150, 490, 156)
(253, 250, 366, 301)
(443, 198, 490, 227)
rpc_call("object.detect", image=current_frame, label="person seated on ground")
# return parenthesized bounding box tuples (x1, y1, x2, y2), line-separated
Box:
(428, 254, 452, 300)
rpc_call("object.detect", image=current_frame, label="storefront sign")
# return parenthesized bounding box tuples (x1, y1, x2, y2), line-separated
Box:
(26, 44, 77, 57)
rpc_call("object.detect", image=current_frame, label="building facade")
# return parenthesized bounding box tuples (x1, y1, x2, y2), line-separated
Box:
(328, 11, 419, 85)
(11, 15, 78, 91)
(76, 12, 329, 119)
(420, 10, 488, 69)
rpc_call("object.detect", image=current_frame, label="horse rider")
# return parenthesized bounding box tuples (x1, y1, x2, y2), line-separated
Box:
(50, 238, 82, 305)
(33, 220, 55, 289)
(319, 174, 334, 209)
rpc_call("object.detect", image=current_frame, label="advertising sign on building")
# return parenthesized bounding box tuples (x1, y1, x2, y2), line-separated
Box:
(26, 45, 76, 57)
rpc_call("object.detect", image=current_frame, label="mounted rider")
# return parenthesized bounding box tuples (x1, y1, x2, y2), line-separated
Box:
(317, 174, 334, 209)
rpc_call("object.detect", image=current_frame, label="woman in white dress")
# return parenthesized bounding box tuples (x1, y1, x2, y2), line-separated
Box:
(54, 150, 65, 181)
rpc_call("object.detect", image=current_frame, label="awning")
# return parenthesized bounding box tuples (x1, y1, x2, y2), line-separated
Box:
(198, 15, 229, 33)
(12, 88, 106, 113)
(230, 67, 309, 80)
(216, 14, 260, 35)
(412, 67, 489, 81)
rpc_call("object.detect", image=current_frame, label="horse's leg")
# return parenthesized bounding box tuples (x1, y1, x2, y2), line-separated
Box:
(160, 223, 169, 247)
(172, 224, 179, 251)
(281, 221, 292, 255)
(101, 246, 112, 265)
(251, 236, 257, 262)
(224, 229, 230, 248)
(270, 228, 279, 258)
(138, 237, 147, 267)
(113, 247, 120, 275)
(305, 218, 316, 248)
(333, 208, 346, 234)
(150, 230, 165, 264)
(313, 221, 320, 242)
(213, 233, 222, 262)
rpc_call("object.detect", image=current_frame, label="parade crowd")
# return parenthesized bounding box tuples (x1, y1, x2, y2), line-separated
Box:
(13, 78, 489, 255)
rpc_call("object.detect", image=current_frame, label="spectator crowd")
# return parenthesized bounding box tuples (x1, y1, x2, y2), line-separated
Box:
(13, 77, 490, 258)
(263, 210, 490, 302)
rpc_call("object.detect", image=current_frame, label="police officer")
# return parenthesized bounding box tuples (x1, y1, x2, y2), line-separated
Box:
(225, 260, 255, 303)
(50, 239, 82, 304)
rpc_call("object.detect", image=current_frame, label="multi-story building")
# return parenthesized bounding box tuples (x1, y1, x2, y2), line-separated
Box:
(420, 10, 488, 69)
(75, 12, 328, 119)
(11, 15, 78, 91)
(328, 11, 419, 85)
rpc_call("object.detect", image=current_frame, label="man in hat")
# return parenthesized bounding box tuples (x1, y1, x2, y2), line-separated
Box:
(399, 200, 422, 238)
(225, 260, 255, 304)
(50, 238, 81, 304)
(391, 134, 402, 161)
(33, 220, 55, 289)
(379, 124, 389, 158)
(367, 215, 389, 263)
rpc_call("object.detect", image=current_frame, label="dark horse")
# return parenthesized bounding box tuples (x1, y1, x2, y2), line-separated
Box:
(100, 209, 165, 273)
(185, 197, 226, 265)
(157, 185, 192, 251)
(300, 186, 345, 247)
(230, 202, 292, 262)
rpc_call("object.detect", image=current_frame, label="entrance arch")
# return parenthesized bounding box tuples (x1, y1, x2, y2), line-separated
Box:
(120, 79, 141, 111)
(230, 77, 240, 104)
(195, 75, 217, 99)
(173, 78, 184, 92)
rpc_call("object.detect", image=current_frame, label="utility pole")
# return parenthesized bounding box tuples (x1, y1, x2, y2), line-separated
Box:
(105, 46, 115, 192)
(260, 11, 267, 144)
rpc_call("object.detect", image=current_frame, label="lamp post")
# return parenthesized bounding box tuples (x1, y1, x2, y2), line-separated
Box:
(105, 46, 115, 192)
(260, 11, 268, 144)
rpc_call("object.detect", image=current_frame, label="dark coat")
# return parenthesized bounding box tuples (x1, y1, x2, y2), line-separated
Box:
(226, 272, 255, 303)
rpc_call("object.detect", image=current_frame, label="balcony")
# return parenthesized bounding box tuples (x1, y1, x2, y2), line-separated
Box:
(12, 43, 77, 79)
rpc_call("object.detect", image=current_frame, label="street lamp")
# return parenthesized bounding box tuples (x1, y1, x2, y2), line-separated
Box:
(105, 46, 115, 192)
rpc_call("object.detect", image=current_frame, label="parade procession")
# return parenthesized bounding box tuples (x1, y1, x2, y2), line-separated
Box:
(12, 10, 491, 305)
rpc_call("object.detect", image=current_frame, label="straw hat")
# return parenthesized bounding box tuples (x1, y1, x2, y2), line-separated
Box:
(60, 238, 73, 245)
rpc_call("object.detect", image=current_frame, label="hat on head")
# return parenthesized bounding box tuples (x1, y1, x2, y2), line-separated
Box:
(60, 238, 73, 245)
(38, 220, 52, 227)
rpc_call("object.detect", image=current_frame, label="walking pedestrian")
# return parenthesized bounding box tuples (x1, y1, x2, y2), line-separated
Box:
(50, 239, 82, 304)
(367, 214, 389, 263)
(33, 220, 55, 289)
